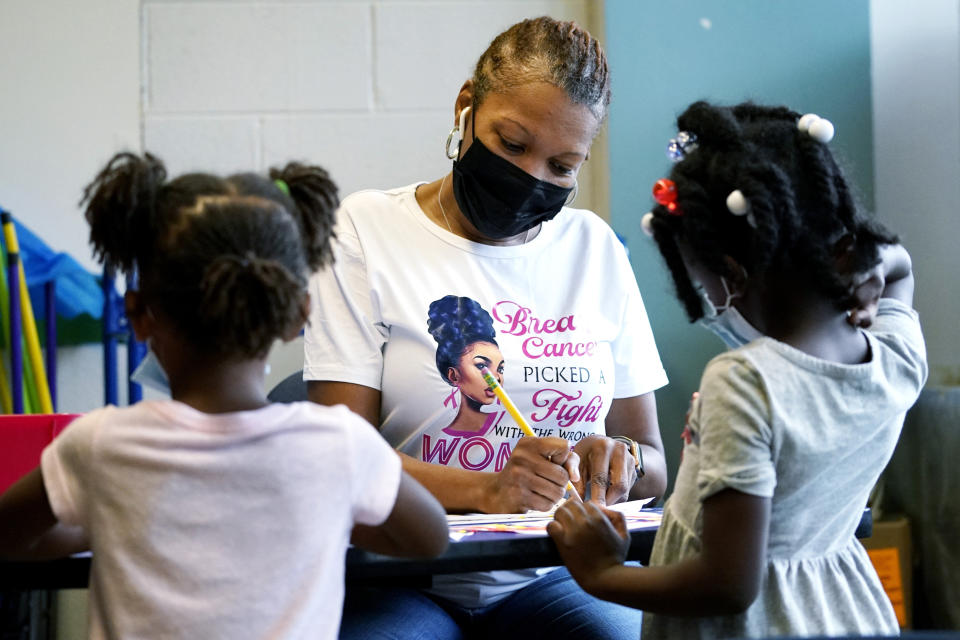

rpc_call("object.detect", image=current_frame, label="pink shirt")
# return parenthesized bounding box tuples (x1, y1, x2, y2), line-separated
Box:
(42, 400, 400, 639)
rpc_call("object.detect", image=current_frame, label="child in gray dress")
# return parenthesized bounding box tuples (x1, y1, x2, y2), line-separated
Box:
(547, 101, 927, 638)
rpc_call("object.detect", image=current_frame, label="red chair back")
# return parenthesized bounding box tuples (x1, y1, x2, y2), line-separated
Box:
(0, 414, 80, 493)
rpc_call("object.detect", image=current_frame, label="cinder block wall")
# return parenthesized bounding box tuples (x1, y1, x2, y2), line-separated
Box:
(142, 0, 604, 206)
(1, 0, 606, 421)
(141, 0, 606, 393)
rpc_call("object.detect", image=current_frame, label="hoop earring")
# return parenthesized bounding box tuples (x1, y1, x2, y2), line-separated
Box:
(444, 106, 471, 160)
(565, 180, 579, 206)
(445, 127, 461, 159)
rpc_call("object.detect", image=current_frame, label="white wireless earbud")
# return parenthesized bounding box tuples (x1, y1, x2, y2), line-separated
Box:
(458, 106, 471, 136)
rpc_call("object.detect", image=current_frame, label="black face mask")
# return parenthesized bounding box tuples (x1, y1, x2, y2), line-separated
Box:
(451, 136, 573, 240)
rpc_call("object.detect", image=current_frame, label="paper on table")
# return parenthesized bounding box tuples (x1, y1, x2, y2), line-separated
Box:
(446, 497, 659, 540)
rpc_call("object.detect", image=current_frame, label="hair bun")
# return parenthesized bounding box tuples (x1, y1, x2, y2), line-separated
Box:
(269, 162, 338, 270)
(199, 251, 305, 357)
(427, 295, 498, 384)
(80, 152, 167, 271)
(677, 101, 743, 151)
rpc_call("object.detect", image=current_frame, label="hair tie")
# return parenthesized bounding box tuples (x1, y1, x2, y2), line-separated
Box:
(726, 189, 757, 228)
(797, 113, 835, 143)
(227, 253, 254, 269)
(641, 212, 655, 237)
(273, 179, 291, 197)
(652, 178, 681, 215)
(666, 131, 698, 163)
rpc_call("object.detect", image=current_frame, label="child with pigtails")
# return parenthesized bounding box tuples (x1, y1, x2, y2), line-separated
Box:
(0, 153, 448, 639)
(548, 101, 927, 638)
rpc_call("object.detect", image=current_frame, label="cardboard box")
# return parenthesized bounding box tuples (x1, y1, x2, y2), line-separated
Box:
(860, 516, 912, 629)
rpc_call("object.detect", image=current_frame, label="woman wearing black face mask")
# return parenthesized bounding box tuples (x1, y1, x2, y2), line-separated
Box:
(306, 16, 668, 639)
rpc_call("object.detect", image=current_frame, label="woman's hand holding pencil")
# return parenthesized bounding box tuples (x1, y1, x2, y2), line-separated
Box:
(481, 438, 582, 513)
(479, 366, 583, 510)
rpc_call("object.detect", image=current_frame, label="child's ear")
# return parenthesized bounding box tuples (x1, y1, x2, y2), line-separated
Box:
(124, 291, 153, 342)
(282, 293, 311, 342)
(722, 255, 749, 289)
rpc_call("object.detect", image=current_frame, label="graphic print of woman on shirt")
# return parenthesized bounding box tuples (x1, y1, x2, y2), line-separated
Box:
(427, 295, 505, 435)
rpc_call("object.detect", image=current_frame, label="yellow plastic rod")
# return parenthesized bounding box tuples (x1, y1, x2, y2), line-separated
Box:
(0, 353, 12, 413)
(2, 216, 53, 413)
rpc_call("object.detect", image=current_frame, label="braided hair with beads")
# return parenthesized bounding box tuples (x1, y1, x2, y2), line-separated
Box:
(645, 101, 898, 322)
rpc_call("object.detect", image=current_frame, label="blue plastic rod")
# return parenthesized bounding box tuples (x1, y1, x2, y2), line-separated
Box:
(126, 270, 143, 404)
(102, 266, 118, 406)
(45, 281, 56, 411)
(8, 251, 22, 413)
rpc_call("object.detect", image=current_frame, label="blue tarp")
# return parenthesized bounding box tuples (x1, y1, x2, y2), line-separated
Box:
(5, 214, 111, 320)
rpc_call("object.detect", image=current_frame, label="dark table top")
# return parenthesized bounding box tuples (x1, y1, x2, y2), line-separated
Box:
(345, 520, 660, 588)
(0, 508, 871, 591)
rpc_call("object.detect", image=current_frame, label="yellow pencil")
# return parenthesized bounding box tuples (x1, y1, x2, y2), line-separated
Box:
(480, 366, 581, 502)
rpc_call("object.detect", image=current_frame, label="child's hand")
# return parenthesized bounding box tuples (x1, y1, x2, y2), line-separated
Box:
(845, 263, 885, 329)
(841, 242, 914, 328)
(547, 500, 630, 592)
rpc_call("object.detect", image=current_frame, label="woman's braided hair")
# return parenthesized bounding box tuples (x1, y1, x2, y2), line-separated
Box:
(80, 152, 338, 358)
(647, 101, 898, 321)
(473, 16, 611, 122)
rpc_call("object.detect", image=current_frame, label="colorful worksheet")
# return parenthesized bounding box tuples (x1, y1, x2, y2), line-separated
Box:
(446, 498, 659, 540)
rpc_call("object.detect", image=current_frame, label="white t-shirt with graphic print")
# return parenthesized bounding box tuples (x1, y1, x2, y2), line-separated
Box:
(304, 183, 668, 606)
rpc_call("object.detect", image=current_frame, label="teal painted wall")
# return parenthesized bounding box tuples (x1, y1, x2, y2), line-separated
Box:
(605, 0, 873, 494)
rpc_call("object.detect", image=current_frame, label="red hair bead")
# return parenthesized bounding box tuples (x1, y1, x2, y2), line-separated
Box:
(652, 179, 681, 215)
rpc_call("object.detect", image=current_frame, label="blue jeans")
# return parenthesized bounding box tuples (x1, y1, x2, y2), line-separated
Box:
(339, 567, 642, 640)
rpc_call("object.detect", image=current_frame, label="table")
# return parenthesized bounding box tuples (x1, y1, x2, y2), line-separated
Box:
(0, 508, 872, 591)
(346, 520, 659, 588)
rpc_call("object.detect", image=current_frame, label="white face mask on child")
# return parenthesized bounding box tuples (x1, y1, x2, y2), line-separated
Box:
(695, 278, 764, 349)
(129, 344, 171, 395)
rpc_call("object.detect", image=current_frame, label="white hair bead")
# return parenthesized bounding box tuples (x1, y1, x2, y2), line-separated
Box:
(797, 113, 819, 132)
(726, 189, 751, 216)
(798, 113, 835, 143)
(808, 117, 835, 143)
(641, 212, 655, 237)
